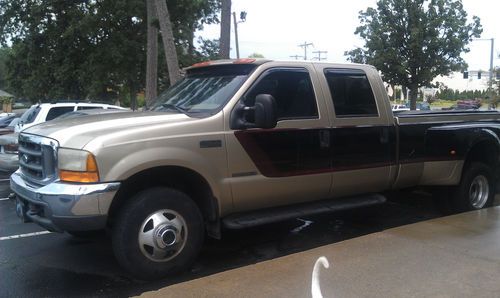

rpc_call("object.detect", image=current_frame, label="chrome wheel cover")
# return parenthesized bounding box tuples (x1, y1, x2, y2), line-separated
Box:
(138, 209, 187, 262)
(469, 175, 489, 209)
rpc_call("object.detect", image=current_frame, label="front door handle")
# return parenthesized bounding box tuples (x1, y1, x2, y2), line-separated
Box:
(380, 127, 389, 144)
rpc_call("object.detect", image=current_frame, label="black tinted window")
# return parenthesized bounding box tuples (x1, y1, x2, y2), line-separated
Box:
(46, 106, 75, 120)
(325, 69, 378, 117)
(77, 106, 103, 110)
(20, 106, 41, 124)
(246, 68, 318, 120)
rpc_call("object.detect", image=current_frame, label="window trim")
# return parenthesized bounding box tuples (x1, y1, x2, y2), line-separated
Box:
(242, 67, 319, 121)
(324, 68, 379, 118)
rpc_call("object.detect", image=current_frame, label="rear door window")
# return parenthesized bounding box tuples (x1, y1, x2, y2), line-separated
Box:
(324, 69, 378, 117)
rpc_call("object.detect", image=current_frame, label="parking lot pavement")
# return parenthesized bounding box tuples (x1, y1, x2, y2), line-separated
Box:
(141, 206, 500, 298)
(0, 191, 482, 297)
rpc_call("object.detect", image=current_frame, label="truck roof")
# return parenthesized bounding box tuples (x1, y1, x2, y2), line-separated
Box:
(185, 58, 374, 71)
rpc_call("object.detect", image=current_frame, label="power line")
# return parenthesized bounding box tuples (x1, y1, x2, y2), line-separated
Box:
(312, 50, 328, 61)
(290, 55, 303, 60)
(298, 41, 313, 60)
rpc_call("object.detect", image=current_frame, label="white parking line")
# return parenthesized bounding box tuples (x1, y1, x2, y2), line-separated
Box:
(0, 197, 11, 201)
(0, 231, 52, 241)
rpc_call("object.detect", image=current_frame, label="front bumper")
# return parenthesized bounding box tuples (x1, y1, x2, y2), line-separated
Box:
(10, 170, 120, 232)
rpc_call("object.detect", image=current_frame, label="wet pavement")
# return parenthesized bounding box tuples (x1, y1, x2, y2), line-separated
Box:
(0, 188, 472, 297)
(144, 206, 500, 298)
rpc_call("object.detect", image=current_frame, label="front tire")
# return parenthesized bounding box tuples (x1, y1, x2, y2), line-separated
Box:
(112, 187, 204, 280)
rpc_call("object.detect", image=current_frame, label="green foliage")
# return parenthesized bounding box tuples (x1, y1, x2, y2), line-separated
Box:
(0, 0, 220, 104)
(345, 0, 482, 109)
(435, 88, 487, 101)
(248, 53, 265, 58)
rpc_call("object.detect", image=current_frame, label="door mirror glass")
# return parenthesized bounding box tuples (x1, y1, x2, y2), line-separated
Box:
(254, 94, 277, 129)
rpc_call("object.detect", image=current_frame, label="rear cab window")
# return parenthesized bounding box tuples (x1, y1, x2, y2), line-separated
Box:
(324, 69, 379, 118)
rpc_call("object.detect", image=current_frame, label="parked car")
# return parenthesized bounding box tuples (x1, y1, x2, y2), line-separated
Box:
(14, 102, 127, 132)
(0, 102, 126, 174)
(392, 104, 410, 112)
(0, 113, 18, 129)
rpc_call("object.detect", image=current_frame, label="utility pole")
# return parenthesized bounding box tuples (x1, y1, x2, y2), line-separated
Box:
(298, 42, 313, 60)
(312, 50, 328, 61)
(489, 38, 494, 93)
(232, 11, 247, 59)
(290, 55, 303, 60)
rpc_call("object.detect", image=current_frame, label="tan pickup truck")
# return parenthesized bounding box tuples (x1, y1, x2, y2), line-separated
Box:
(11, 59, 500, 279)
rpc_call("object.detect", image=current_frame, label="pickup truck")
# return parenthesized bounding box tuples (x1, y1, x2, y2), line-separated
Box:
(11, 59, 500, 279)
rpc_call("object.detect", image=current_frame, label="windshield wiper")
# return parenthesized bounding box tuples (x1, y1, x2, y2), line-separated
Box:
(159, 103, 189, 114)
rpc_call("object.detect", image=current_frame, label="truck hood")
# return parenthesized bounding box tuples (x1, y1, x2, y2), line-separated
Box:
(23, 111, 196, 149)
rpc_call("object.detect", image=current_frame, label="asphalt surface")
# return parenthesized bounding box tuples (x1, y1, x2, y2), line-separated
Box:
(0, 185, 453, 297)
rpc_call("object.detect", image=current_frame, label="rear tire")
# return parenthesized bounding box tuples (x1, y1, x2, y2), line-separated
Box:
(112, 187, 204, 280)
(446, 162, 495, 213)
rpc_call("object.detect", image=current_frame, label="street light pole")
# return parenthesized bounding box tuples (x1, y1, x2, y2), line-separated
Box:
(489, 38, 494, 92)
(232, 11, 247, 59)
(232, 12, 240, 59)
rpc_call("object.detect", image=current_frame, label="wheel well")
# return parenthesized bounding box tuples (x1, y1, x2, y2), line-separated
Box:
(465, 141, 499, 169)
(107, 166, 218, 227)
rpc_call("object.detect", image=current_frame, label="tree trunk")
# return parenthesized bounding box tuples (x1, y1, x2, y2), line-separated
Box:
(409, 86, 418, 110)
(219, 0, 231, 59)
(145, 0, 158, 106)
(155, 0, 181, 85)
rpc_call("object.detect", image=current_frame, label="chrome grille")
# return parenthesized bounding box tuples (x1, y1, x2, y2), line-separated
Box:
(18, 134, 58, 185)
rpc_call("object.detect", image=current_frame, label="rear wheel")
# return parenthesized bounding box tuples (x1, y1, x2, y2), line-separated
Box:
(445, 162, 495, 213)
(112, 187, 204, 280)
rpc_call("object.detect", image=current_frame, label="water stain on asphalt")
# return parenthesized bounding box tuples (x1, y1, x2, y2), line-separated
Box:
(1, 191, 450, 297)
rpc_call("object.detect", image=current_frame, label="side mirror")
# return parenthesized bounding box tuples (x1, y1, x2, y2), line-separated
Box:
(254, 94, 277, 129)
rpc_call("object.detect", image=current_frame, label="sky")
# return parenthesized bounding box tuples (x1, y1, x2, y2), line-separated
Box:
(197, 0, 500, 91)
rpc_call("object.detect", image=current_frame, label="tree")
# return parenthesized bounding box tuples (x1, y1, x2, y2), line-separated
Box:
(145, 0, 159, 106)
(155, 0, 181, 85)
(248, 53, 265, 58)
(0, 0, 220, 103)
(0, 47, 11, 90)
(345, 0, 482, 110)
(219, 0, 231, 59)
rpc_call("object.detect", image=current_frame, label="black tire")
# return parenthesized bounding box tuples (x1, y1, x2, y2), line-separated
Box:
(112, 187, 204, 280)
(447, 162, 495, 213)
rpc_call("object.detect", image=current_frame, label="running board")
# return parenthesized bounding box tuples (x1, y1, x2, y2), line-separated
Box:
(222, 194, 386, 229)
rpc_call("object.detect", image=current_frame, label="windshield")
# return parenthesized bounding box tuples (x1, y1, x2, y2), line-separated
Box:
(148, 64, 256, 116)
(19, 105, 41, 124)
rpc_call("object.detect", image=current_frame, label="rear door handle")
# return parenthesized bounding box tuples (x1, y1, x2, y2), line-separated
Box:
(319, 130, 330, 148)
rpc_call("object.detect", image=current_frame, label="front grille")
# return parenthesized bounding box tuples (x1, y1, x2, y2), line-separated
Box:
(18, 134, 57, 184)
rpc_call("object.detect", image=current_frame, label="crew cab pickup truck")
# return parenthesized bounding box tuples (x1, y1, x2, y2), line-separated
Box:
(11, 59, 500, 279)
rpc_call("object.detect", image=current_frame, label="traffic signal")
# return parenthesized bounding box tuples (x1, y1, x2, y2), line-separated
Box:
(463, 71, 468, 79)
(478, 71, 482, 79)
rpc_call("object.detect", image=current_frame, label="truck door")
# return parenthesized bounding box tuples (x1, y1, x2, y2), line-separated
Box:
(226, 65, 332, 212)
(316, 66, 395, 197)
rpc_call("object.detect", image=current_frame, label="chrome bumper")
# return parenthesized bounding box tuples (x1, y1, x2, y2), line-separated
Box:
(10, 170, 120, 232)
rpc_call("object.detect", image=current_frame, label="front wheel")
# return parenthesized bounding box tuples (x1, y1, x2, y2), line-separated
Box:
(112, 187, 204, 280)
(450, 162, 496, 212)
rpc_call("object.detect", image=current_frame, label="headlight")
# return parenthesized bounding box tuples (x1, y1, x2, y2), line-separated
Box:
(58, 148, 99, 183)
